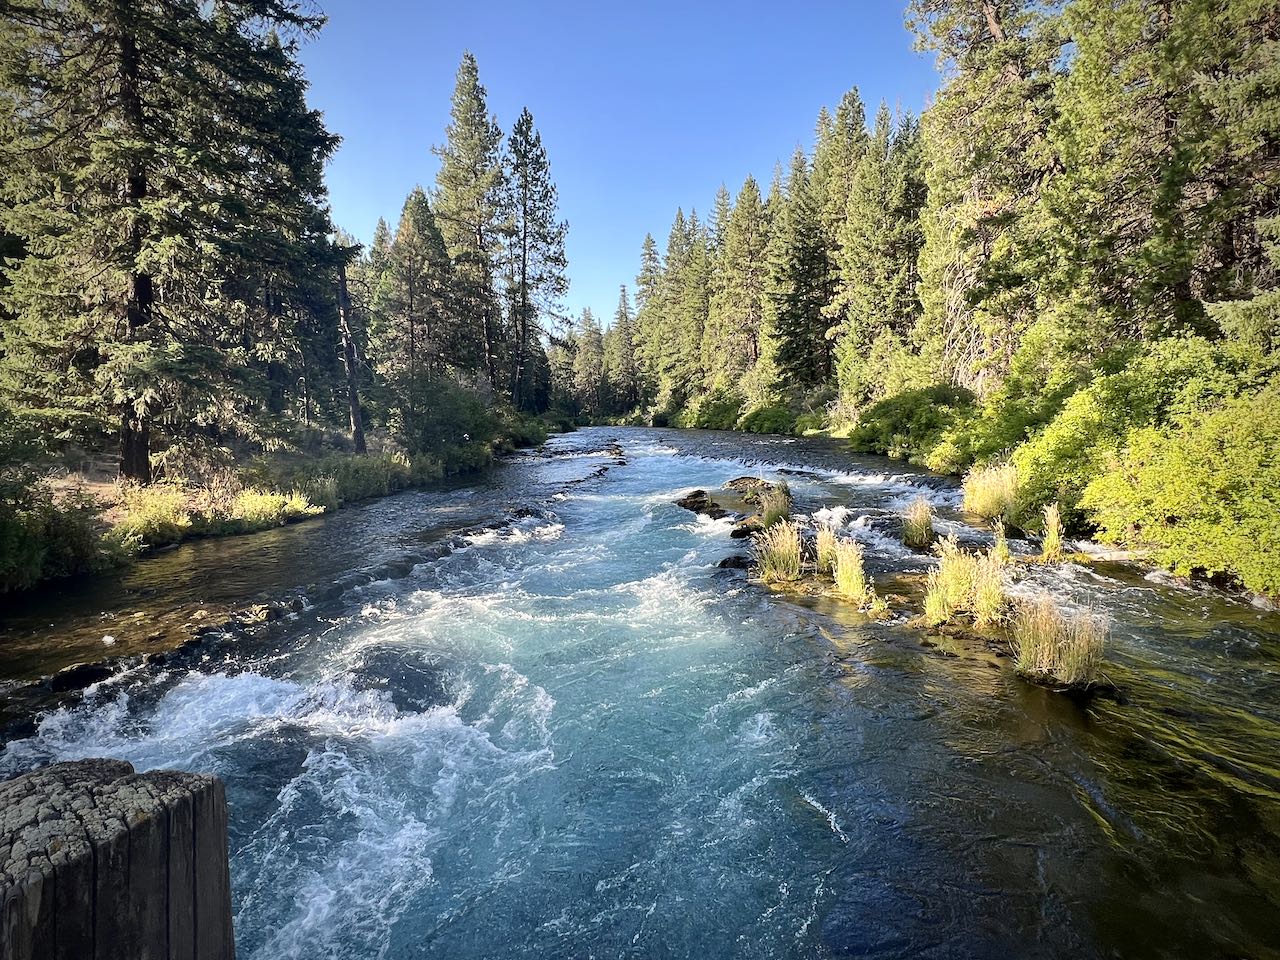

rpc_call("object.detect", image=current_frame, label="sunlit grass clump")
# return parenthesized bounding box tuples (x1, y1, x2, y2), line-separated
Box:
(833, 539, 873, 604)
(923, 534, 1008, 627)
(754, 519, 802, 583)
(901, 496, 935, 549)
(1041, 501, 1064, 563)
(815, 524, 838, 575)
(760, 481, 793, 528)
(992, 521, 1011, 565)
(113, 482, 194, 544)
(1012, 594, 1108, 687)
(231, 489, 321, 530)
(962, 462, 1018, 521)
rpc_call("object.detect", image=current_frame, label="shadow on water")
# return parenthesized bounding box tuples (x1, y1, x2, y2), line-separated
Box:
(2, 426, 1279, 959)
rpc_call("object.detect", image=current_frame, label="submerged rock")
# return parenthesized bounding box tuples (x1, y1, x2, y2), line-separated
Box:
(717, 555, 751, 570)
(675, 489, 730, 520)
(47, 662, 112, 693)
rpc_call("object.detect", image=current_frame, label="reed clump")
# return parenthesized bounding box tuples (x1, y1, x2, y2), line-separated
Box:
(754, 519, 802, 583)
(1011, 594, 1108, 687)
(922, 534, 1008, 627)
(992, 521, 1011, 566)
(833, 538, 873, 604)
(760, 481, 793, 528)
(962, 462, 1018, 521)
(1041, 501, 1064, 563)
(815, 524, 838, 575)
(901, 496, 935, 549)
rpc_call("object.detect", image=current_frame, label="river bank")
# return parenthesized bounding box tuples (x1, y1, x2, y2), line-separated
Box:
(2, 427, 1278, 958)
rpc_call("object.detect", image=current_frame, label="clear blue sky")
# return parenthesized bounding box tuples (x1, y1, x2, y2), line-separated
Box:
(298, 0, 940, 322)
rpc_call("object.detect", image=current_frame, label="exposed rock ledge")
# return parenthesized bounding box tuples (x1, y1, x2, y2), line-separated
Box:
(1, 759, 234, 960)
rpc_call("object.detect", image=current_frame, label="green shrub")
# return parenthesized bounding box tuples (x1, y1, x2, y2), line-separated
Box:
(1008, 336, 1274, 530)
(113, 482, 193, 545)
(1081, 386, 1280, 598)
(0, 486, 110, 592)
(848, 384, 975, 464)
(755, 520, 802, 583)
(228, 489, 321, 532)
(738, 404, 797, 435)
(677, 387, 744, 430)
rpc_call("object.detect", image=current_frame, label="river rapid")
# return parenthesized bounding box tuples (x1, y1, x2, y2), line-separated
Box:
(1, 427, 1278, 959)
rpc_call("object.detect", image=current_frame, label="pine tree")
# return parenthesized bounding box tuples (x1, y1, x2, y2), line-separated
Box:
(0, 0, 338, 480)
(505, 107, 568, 410)
(763, 149, 831, 390)
(604, 286, 640, 412)
(831, 105, 927, 408)
(909, 0, 1061, 392)
(369, 188, 453, 430)
(572, 308, 605, 415)
(433, 52, 506, 386)
(704, 176, 770, 393)
(633, 233, 664, 403)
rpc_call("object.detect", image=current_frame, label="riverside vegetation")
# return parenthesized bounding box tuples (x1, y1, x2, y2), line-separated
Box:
(542, 1, 1280, 604)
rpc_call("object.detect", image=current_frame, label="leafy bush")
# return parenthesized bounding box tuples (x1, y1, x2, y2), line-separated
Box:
(962, 463, 1018, 521)
(738, 404, 797, 435)
(113, 482, 193, 544)
(0, 486, 110, 592)
(1081, 386, 1280, 598)
(1006, 336, 1270, 530)
(848, 384, 975, 464)
(1012, 594, 1108, 687)
(676, 387, 743, 430)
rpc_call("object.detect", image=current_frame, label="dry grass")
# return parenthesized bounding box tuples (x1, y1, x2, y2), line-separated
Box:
(815, 525, 838, 575)
(760, 481, 793, 528)
(962, 462, 1018, 520)
(1041, 501, 1064, 563)
(755, 519, 802, 583)
(1012, 594, 1108, 687)
(833, 538, 873, 604)
(901, 496, 935, 549)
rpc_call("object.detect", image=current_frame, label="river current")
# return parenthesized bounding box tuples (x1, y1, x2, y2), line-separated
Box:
(1, 427, 1278, 958)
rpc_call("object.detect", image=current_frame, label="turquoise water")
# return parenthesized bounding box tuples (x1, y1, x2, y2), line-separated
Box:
(3, 428, 1279, 958)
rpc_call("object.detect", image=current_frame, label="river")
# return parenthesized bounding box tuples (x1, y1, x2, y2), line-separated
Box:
(2, 427, 1278, 958)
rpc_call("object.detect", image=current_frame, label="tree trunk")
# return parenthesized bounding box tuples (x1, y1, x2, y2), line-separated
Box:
(336, 260, 367, 454)
(116, 4, 153, 483)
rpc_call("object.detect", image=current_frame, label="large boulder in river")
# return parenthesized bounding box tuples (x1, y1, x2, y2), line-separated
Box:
(675, 489, 730, 520)
(724, 476, 774, 504)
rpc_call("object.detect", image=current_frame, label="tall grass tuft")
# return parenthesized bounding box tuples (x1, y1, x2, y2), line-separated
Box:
(833, 538, 873, 604)
(755, 519, 802, 583)
(816, 524, 838, 575)
(971, 552, 1007, 627)
(1041, 501, 1064, 563)
(962, 462, 1018, 520)
(113, 482, 193, 544)
(760, 481, 793, 528)
(923, 534, 1007, 626)
(992, 521, 1011, 566)
(901, 496, 935, 549)
(1012, 594, 1108, 687)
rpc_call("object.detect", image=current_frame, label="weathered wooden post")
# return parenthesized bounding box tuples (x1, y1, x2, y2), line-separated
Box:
(0, 759, 235, 960)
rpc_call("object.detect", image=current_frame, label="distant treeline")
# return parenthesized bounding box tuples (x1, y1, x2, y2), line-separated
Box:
(557, 0, 1279, 597)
